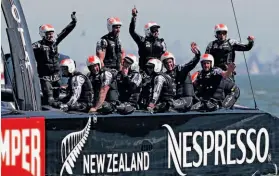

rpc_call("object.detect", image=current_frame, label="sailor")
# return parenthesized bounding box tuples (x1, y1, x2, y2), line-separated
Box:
(129, 7, 167, 71)
(115, 54, 142, 115)
(86, 56, 119, 114)
(96, 17, 125, 71)
(32, 12, 77, 105)
(142, 58, 175, 113)
(161, 42, 201, 112)
(52, 58, 93, 112)
(205, 24, 254, 77)
(192, 54, 240, 112)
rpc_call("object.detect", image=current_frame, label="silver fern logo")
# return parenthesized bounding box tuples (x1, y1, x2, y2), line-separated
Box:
(59, 116, 95, 176)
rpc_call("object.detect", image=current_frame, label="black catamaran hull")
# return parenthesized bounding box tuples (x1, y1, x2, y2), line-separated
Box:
(2, 109, 279, 176)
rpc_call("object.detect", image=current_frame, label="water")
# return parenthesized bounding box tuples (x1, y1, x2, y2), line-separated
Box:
(235, 75, 279, 117)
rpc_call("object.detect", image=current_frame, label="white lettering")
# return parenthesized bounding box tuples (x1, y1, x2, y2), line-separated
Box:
(193, 131, 202, 167)
(83, 155, 89, 174)
(214, 130, 226, 165)
(107, 154, 112, 173)
(163, 124, 186, 176)
(31, 129, 40, 176)
(183, 132, 192, 168)
(11, 4, 21, 23)
(131, 153, 137, 171)
(22, 129, 30, 171)
(119, 154, 125, 172)
(96, 154, 105, 173)
(203, 131, 214, 166)
(1, 130, 10, 165)
(227, 130, 236, 165)
(112, 154, 118, 172)
(82, 152, 149, 174)
(136, 152, 143, 170)
(11, 130, 21, 165)
(125, 153, 130, 171)
(11, 2, 33, 74)
(1, 129, 41, 175)
(18, 26, 32, 68)
(246, 128, 256, 163)
(256, 128, 269, 162)
(18, 28, 26, 46)
(90, 155, 96, 173)
(143, 152, 149, 170)
(236, 129, 246, 164)
(163, 124, 270, 176)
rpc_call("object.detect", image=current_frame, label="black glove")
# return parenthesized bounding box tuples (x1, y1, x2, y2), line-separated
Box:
(71, 11, 77, 22)
(205, 99, 220, 112)
(51, 100, 62, 108)
(132, 7, 138, 17)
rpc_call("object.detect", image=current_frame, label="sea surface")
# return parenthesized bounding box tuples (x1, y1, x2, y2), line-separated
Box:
(235, 75, 279, 117)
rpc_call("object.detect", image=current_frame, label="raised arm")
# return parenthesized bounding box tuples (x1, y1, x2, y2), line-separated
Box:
(129, 7, 144, 46)
(56, 12, 77, 45)
(230, 36, 254, 51)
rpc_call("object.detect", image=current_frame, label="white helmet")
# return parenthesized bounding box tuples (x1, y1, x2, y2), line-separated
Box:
(146, 58, 162, 73)
(144, 22, 160, 37)
(107, 17, 122, 33)
(161, 51, 176, 65)
(86, 55, 102, 69)
(214, 24, 228, 35)
(124, 54, 139, 72)
(39, 24, 55, 40)
(60, 58, 76, 73)
(200, 54, 214, 67)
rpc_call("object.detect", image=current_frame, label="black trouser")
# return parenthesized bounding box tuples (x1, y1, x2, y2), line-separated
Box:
(116, 102, 137, 115)
(40, 77, 60, 105)
(97, 101, 118, 114)
(151, 100, 173, 113)
(191, 98, 220, 112)
(68, 102, 90, 112)
(172, 97, 193, 112)
(52, 100, 91, 112)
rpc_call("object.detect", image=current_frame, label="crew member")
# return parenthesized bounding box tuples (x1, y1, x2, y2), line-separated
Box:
(86, 56, 119, 114)
(33, 12, 77, 105)
(53, 58, 93, 112)
(161, 42, 201, 112)
(96, 17, 125, 71)
(116, 54, 142, 115)
(192, 54, 240, 112)
(144, 59, 175, 113)
(129, 7, 167, 71)
(205, 24, 254, 75)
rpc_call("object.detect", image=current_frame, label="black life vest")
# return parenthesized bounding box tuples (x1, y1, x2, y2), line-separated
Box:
(209, 39, 233, 70)
(101, 34, 122, 70)
(116, 71, 142, 105)
(88, 69, 119, 105)
(151, 73, 175, 102)
(138, 37, 165, 70)
(195, 69, 227, 101)
(32, 40, 60, 77)
(167, 65, 194, 99)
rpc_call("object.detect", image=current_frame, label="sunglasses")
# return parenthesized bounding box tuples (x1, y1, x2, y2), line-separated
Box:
(217, 31, 227, 35)
(146, 64, 154, 69)
(150, 26, 159, 33)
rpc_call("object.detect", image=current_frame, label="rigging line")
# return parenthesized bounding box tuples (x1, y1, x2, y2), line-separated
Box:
(230, 0, 258, 109)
